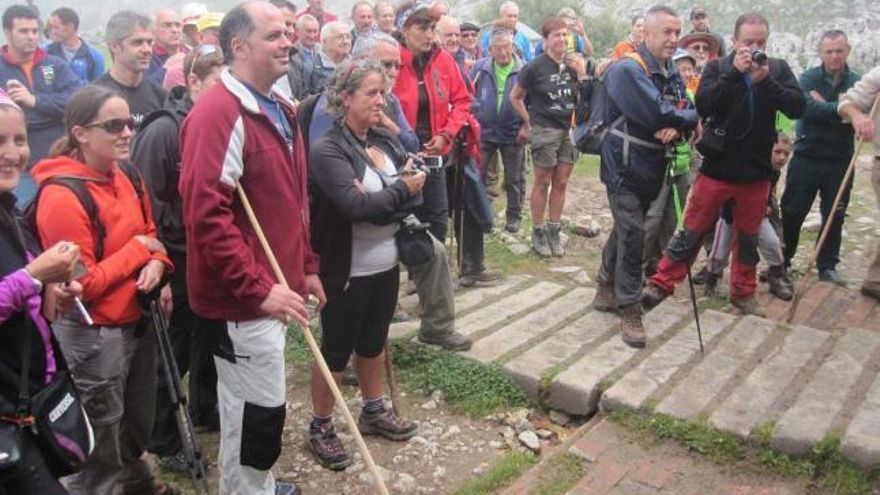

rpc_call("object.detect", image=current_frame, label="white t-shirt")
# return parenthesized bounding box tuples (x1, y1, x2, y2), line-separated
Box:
(350, 150, 400, 277)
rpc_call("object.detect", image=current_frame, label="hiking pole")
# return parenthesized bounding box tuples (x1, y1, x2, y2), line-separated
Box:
(786, 94, 880, 323)
(669, 161, 704, 354)
(383, 343, 402, 417)
(148, 299, 210, 495)
(235, 185, 391, 495)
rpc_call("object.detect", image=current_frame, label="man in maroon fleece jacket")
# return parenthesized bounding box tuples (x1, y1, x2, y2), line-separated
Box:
(178, 3, 323, 494)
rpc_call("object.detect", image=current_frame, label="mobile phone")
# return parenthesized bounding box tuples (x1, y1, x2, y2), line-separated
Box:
(422, 155, 443, 169)
(69, 260, 94, 326)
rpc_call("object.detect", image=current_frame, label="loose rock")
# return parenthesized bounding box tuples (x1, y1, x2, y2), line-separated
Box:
(518, 430, 541, 453)
(549, 410, 571, 426)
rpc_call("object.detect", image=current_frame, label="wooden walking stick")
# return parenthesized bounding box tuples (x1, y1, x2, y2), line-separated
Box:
(236, 186, 391, 495)
(383, 343, 402, 417)
(786, 94, 880, 323)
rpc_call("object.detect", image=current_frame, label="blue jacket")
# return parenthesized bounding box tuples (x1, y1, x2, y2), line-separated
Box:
(45, 40, 105, 83)
(0, 47, 83, 165)
(600, 44, 697, 198)
(470, 56, 524, 144)
(481, 29, 533, 63)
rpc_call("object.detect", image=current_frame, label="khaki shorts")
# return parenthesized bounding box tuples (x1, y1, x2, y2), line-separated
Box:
(530, 125, 578, 168)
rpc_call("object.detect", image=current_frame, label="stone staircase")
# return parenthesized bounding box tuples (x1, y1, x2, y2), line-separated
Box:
(391, 275, 880, 469)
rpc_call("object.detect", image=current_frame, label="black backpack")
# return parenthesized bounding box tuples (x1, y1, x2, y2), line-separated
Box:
(570, 53, 648, 155)
(24, 162, 146, 260)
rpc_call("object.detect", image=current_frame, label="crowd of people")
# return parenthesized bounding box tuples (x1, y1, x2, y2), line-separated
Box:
(1, 0, 878, 494)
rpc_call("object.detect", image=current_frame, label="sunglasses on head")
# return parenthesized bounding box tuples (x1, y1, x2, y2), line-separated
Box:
(189, 44, 219, 78)
(83, 117, 136, 134)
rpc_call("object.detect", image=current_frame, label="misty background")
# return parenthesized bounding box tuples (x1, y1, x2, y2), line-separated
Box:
(3, 0, 879, 72)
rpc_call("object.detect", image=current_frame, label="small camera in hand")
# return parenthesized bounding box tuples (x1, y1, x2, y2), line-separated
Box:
(750, 49, 768, 65)
(403, 153, 443, 175)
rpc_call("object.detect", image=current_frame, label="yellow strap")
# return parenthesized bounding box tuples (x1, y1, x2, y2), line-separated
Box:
(622, 52, 649, 74)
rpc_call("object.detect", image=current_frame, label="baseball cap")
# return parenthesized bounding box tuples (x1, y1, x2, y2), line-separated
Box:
(690, 6, 707, 19)
(182, 2, 208, 26)
(460, 21, 480, 32)
(196, 12, 224, 32)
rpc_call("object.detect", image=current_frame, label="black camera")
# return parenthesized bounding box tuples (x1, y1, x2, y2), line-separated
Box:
(750, 49, 768, 65)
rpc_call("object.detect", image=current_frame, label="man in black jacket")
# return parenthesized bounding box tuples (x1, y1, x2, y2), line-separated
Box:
(130, 47, 224, 472)
(645, 12, 805, 316)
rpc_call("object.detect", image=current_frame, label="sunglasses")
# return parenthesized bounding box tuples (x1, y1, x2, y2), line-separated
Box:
(461, 32, 478, 38)
(188, 44, 219, 78)
(689, 43, 710, 52)
(83, 117, 136, 134)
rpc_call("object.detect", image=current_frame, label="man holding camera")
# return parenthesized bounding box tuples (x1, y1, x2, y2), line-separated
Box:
(645, 12, 805, 317)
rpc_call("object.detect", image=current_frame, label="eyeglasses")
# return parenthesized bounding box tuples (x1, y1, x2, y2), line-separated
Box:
(188, 44, 219, 78)
(689, 43, 710, 52)
(83, 117, 136, 134)
(461, 32, 479, 39)
(381, 60, 402, 70)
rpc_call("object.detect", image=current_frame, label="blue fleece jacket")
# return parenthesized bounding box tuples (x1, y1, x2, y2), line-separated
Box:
(470, 56, 524, 144)
(45, 40, 106, 83)
(0, 47, 83, 166)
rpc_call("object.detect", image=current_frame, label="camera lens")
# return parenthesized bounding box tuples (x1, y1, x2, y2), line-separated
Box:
(750, 49, 768, 65)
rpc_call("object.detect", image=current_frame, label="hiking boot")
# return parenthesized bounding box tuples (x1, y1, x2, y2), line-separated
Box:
(418, 331, 473, 351)
(860, 284, 880, 302)
(767, 265, 793, 301)
(641, 282, 668, 310)
(818, 268, 846, 286)
(704, 271, 721, 298)
(591, 282, 618, 313)
(546, 222, 565, 257)
(730, 295, 766, 317)
(358, 409, 418, 441)
(504, 217, 522, 234)
(308, 422, 350, 471)
(460, 268, 502, 288)
(275, 482, 301, 495)
(157, 450, 189, 474)
(619, 304, 646, 349)
(692, 265, 708, 285)
(532, 226, 552, 258)
(341, 363, 359, 386)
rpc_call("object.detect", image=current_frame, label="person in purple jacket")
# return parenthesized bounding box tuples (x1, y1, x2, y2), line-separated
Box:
(0, 92, 82, 495)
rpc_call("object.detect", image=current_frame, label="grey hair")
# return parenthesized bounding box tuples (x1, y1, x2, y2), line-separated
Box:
(645, 5, 679, 27)
(296, 13, 319, 31)
(321, 20, 350, 40)
(105, 11, 152, 45)
(498, 1, 518, 15)
(819, 29, 849, 46)
(373, 0, 394, 16)
(488, 27, 514, 46)
(351, 0, 372, 17)
(220, 1, 258, 64)
(351, 31, 399, 59)
(325, 59, 389, 117)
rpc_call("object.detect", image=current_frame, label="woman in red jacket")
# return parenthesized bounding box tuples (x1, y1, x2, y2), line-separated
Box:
(31, 85, 175, 495)
(392, 0, 472, 241)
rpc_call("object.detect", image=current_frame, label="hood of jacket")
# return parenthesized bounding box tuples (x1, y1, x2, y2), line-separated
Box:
(31, 155, 110, 184)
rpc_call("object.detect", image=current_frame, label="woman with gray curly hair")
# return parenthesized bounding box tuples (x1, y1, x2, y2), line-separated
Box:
(306, 59, 425, 470)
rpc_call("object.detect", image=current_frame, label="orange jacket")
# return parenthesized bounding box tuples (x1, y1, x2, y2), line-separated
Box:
(612, 39, 638, 60)
(31, 156, 172, 326)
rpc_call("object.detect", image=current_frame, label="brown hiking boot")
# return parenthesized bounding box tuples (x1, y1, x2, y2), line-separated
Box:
(418, 331, 473, 351)
(619, 304, 646, 349)
(591, 282, 618, 313)
(767, 265, 793, 301)
(730, 295, 766, 317)
(308, 422, 350, 471)
(704, 271, 721, 298)
(641, 282, 668, 310)
(358, 409, 418, 441)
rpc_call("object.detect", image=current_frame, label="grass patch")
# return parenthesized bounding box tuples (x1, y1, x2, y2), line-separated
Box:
(572, 154, 601, 178)
(452, 451, 538, 495)
(390, 340, 531, 416)
(531, 453, 589, 495)
(609, 410, 877, 495)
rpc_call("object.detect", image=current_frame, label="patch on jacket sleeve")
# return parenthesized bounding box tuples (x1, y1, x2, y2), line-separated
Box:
(220, 116, 245, 187)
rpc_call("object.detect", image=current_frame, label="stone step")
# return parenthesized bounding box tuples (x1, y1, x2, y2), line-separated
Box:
(548, 302, 689, 416)
(464, 287, 593, 363)
(842, 373, 880, 468)
(708, 325, 830, 439)
(503, 308, 618, 401)
(772, 330, 880, 456)
(656, 315, 777, 420)
(456, 281, 566, 337)
(601, 309, 736, 413)
(388, 275, 532, 339)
